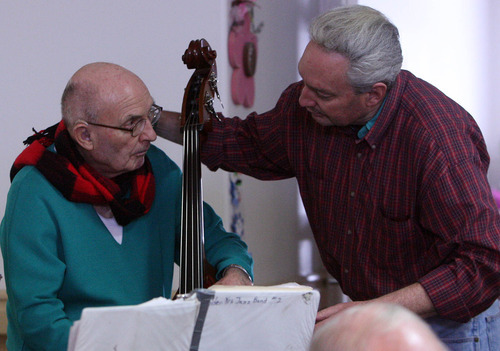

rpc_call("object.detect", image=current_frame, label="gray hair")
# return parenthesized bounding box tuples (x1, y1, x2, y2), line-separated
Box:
(61, 79, 101, 128)
(309, 5, 403, 93)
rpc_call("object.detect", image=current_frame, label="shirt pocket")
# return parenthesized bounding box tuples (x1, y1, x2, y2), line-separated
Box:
(371, 215, 416, 266)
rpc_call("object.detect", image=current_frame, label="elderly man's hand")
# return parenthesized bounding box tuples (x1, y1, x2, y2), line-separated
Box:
(214, 266, 253, 286)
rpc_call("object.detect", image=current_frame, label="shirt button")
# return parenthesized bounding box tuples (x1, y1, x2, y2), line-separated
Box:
(350, 191, 355, 197)
(347, 229, 352, 235)
(344, 269, 349, 274)
(357, 152, 362, 158)
(371, 144, 376, 149)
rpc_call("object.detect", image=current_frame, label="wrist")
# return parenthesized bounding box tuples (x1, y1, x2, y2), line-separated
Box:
(222, 264, 253, 284)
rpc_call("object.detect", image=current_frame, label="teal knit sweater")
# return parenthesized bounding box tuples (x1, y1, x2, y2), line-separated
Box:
(0, 145, 253, 351)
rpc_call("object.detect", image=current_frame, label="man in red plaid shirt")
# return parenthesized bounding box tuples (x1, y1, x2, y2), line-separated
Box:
(158, 5, 500, 349)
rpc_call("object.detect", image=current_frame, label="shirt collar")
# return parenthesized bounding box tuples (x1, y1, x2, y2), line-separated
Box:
(357, 97, 387, 139)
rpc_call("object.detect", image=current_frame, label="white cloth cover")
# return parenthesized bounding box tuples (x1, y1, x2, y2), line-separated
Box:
(68, 283, 320, 351)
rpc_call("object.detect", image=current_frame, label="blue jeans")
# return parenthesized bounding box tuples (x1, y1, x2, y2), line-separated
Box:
(426, 300, 500, 351)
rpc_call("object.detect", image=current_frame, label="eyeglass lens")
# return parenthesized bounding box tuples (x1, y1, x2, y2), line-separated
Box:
(149, 105, 162, 125)
(131, 119, 146, 137)
(131, 105, 162, 136)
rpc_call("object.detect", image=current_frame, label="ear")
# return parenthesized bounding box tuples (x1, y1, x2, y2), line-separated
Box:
(72, 122, 94, 150)
(364, 82, 387, 108)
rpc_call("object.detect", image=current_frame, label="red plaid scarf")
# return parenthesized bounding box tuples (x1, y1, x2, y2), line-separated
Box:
(10, 121, 155, 226)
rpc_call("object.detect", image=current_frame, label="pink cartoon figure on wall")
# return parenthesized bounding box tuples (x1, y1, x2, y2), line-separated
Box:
(228, 0, 262, 108)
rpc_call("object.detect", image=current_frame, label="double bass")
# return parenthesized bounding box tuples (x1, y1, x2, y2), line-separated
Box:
(177, 39, 220, 298)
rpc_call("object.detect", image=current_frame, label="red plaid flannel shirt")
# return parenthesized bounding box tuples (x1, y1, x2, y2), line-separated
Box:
(201, 70, 500, 322)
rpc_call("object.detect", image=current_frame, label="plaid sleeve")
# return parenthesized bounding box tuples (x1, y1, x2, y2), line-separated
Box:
(418, 158, 500, 322)
(201, 83, 302, 180)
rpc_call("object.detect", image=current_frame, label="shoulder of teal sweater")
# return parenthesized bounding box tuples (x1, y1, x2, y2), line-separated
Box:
(11, 165, 49, 191)
(7, 166, 65, 211)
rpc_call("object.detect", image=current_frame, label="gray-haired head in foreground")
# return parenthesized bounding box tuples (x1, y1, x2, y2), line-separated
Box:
(309, 5, 403, 93)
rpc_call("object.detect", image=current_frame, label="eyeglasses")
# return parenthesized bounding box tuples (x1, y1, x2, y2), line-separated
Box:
(85, 104, 163, 137)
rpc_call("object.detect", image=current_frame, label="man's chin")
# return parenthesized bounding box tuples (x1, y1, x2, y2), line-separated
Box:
(311, 115, 334, 127)
(129, 156, 146, 172)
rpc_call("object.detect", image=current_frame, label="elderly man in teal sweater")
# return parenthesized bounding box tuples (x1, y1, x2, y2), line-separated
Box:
(0, 62, 254, 351)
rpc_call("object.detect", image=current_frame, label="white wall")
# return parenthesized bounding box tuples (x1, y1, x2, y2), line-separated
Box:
(486, 0, 500, 189)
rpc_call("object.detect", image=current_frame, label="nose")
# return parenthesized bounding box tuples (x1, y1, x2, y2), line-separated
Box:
(298, 85, 315, 108)
(140, 118, 157, 142)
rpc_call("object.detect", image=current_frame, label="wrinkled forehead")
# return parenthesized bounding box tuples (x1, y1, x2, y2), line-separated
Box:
(75, 63, 151, 109)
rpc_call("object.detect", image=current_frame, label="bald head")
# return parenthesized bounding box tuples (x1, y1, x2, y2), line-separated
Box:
(61, 62, 150, 129)
(60, 62, 157, 178)
(310, 303, 447, 351)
